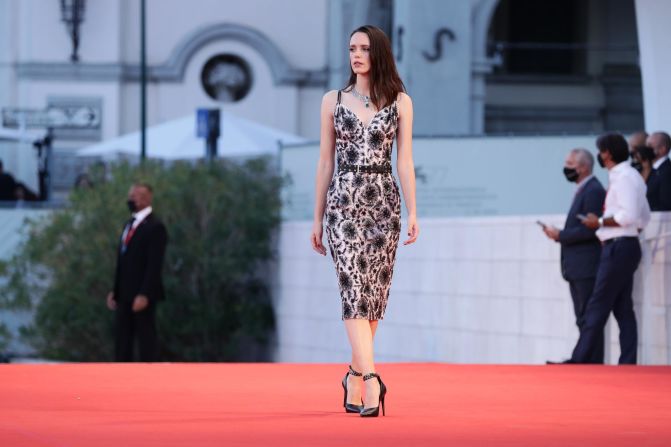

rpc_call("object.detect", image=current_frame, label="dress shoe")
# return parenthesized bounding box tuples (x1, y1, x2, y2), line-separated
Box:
(360, 372, 386, 417)
(546, 359, 574, 364)
(342, 365, 364, 413)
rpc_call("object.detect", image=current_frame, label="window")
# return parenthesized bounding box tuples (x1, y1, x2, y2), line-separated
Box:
(489, 0, 587, 75)
(201, 54, 253, 103)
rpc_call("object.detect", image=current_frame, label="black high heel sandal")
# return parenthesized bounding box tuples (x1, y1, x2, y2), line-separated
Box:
(342, 365, 364, 413)
(360, 372, 386, 417)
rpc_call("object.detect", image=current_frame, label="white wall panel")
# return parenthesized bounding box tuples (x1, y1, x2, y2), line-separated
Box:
(274, 214, 671, 364)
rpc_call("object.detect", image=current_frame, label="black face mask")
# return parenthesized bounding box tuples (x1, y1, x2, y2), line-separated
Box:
(563, 167, 579, 182)
(127, 200, 137, 213)
(631, 160, 643, 172)
(597, 152, 605, 168)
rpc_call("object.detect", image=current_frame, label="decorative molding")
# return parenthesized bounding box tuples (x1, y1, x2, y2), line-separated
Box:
(16, 63, 128, 81)
(472, 0, 499, 59)
(15, 23, 327, 87)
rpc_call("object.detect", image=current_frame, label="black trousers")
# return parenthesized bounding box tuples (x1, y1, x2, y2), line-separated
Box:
(570, 238, 641, 364)
(569, 278, 604, 364)
(114, 299, 157, 362)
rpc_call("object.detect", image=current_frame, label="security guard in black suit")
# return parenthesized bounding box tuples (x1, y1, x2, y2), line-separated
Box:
(107, 183, 168, 362)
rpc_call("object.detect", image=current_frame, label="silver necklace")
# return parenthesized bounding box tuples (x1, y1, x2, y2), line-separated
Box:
(351, 88, 370, 108)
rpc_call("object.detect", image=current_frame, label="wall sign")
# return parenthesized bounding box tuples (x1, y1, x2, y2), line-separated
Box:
(2, 97, 102, 141)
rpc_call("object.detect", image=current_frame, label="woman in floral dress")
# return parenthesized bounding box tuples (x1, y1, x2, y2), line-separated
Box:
(310, 25, 418, 417)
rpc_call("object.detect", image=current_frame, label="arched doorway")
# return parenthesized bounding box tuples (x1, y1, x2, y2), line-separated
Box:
(485, 0, 643, 134)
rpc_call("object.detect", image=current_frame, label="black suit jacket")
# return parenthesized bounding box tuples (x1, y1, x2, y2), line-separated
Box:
(558, 177, 606, 281)
(0, 172, 16, 201)
(113, 213, 168, 303)
(646, 158, 671, 211)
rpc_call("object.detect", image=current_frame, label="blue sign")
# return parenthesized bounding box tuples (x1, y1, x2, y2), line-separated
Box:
(196, 108, 220, 139)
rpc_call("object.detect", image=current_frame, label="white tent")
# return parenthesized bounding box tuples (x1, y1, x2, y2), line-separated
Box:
(77, 112, 307, 160)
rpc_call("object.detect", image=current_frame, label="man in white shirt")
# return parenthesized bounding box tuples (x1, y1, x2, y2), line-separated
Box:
(645, 131, 671, 211)
(566, 133, 651, 364)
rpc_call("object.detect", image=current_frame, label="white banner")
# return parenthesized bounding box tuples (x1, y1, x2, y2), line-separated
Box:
(281, 135, 609, 220)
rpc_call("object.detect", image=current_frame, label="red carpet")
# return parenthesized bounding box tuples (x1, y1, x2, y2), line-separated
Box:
(0, 363, 670, 446)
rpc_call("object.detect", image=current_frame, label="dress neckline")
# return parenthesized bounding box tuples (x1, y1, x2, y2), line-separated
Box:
(338, 102, 394, 130)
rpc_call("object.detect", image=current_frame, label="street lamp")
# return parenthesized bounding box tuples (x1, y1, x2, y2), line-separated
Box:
(60, 0, 86, 63)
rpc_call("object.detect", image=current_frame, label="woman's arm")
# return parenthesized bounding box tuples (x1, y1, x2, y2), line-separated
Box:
(311, 91, 337, 255)
(396, 92, 419, 245)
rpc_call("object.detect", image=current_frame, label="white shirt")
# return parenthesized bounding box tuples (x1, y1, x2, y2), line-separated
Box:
(121, 206, 153, 242)
(653, 155, 669, 170)
(596, 162, 650, 241)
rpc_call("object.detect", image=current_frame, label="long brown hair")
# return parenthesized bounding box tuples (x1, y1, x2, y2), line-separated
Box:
(345, 25, 405, 110)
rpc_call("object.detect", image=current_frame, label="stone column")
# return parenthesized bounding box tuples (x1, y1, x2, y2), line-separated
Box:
(470, 0, 500, 134)
(327, 0, 374, 91)
(393, 0, 499, 135)
(0, 0, 17, 108)
(635, 0, 671, 132)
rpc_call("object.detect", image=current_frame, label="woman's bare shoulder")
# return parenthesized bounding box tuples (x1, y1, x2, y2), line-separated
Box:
(396, 91, 412, 105)
(395, 92, 413, 117)
(322, 89, 340, 104)
(321, 90, 340, 115)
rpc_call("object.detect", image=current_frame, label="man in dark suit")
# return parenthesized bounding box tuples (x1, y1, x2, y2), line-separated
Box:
(645, 131, 671, 211)
(107, 183, 168, 362)
(543, 148, 606, 363)
(0, 160, 17, 201)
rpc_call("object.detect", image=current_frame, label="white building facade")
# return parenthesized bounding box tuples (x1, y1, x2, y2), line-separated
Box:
(1, 1, 656, 145)
(0, 0, 329, 143)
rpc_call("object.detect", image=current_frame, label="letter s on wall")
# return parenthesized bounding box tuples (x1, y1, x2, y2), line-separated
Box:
(422, 28, 456, 62)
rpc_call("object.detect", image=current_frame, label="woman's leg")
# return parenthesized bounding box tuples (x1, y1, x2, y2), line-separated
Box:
(370, 320, 379, 338)
(345, 319, 380, 409)
(366, 320, 381, 407)
(345, 319, 367, 405)
(347, 320, 378, 403)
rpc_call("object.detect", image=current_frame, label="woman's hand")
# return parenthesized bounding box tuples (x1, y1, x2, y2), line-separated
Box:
(311, 220, 327, 255)
(404, 214, 419, 245)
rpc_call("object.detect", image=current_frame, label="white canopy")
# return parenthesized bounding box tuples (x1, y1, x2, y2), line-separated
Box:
(77, 112, 306, 160)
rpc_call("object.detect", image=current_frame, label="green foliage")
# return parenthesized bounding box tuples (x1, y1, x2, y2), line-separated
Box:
(0, 323, 9, 352)
(0, 158, 281, 361)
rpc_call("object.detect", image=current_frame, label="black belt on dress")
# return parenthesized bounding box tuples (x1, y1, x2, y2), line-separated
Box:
(602, 236, 638, 245)
(338, 163, 392, 174)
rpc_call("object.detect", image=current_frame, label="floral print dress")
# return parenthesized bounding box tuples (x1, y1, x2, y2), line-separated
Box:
(324, 90, 402, 320)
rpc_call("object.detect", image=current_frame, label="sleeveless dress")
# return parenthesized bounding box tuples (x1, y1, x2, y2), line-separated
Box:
(325, 90, 402, 320)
